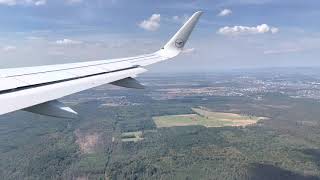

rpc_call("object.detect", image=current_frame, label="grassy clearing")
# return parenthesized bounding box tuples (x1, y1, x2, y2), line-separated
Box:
(121, 131, 144, 142)
(153, 107, 264, 128)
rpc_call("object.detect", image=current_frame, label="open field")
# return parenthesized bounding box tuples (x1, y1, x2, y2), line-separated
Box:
(121, 131, 144, 142)
(153, 107, 265, 128)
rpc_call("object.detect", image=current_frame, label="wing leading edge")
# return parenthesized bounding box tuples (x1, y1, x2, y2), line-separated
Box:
(0, 11, 203, 118)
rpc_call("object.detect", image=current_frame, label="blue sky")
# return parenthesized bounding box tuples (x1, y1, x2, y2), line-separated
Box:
(0, 0, 319, 72)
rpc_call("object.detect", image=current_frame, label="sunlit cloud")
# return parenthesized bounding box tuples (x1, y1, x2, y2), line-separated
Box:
(139, 14, 161, 31)
(0, 0, 46, 6)
(182, 48, 196, 54)
(218, 24, 279, 36)
(172, 14, 190, 24)
(2, 46, 17, 52)
(56, 39, 83, 45)
(218, 9, 232, 17)
(65, 0, 82, 4)
(264, 48, 301, 55)
(0, 0, 16, 5)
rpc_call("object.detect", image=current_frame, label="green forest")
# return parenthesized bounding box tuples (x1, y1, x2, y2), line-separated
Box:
(1, 88, 320, 180)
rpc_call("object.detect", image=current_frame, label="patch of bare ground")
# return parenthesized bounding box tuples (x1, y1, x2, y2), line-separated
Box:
(75, 129, 101, 154)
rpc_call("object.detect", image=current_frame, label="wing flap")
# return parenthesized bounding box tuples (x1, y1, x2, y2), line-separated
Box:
(24, 100, 78, 119)
(111, 77, 145, 89)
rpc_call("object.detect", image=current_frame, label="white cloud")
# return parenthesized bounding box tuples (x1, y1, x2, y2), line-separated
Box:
(2, 46, 17, 52)
(56, 39, 83, 45)
(33, 0, 46, 6)
(271, 27, 279, 34)
(218, 24, 279, 36)
(0, 0, 46, 6)
(26, 36, 44, 40)
(173, 16, 179, 21)
(65, 0, 82, 4)
(182, 48, 196, 54)
(0, 0, 16, 5)
(222, 0, 273, 6)
(139, 14, 161, 31)
(218, 9, 232, 17)
(172, 14, 189, 24)
(263, 48, 301, 55)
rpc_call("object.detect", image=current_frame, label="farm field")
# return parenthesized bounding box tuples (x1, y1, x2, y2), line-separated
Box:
(153, 107, 265, 128)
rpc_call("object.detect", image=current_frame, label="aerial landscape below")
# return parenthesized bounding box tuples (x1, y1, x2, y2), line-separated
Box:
(0, 0, 320, 179)
(1, 69, 320, 179)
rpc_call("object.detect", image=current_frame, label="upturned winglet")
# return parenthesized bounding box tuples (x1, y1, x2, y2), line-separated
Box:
(157, 11, 203, 58)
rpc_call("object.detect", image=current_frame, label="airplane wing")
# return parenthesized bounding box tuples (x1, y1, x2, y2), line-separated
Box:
(0, 11, 202, 118)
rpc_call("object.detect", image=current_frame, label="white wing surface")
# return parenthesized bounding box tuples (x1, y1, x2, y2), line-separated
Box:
(0, 11, 203, 118)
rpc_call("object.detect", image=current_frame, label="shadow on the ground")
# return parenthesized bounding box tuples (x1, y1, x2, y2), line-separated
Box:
(301, 149, 320, 168)
(248, 163, 319, 180)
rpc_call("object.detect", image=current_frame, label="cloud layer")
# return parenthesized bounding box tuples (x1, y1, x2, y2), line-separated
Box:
(55, 39, 83, 45)
(2, 45, 16, 52)
(264, 48, 301, 55)
(0, 0, 46, 6)
(218, 24, 279, 35)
